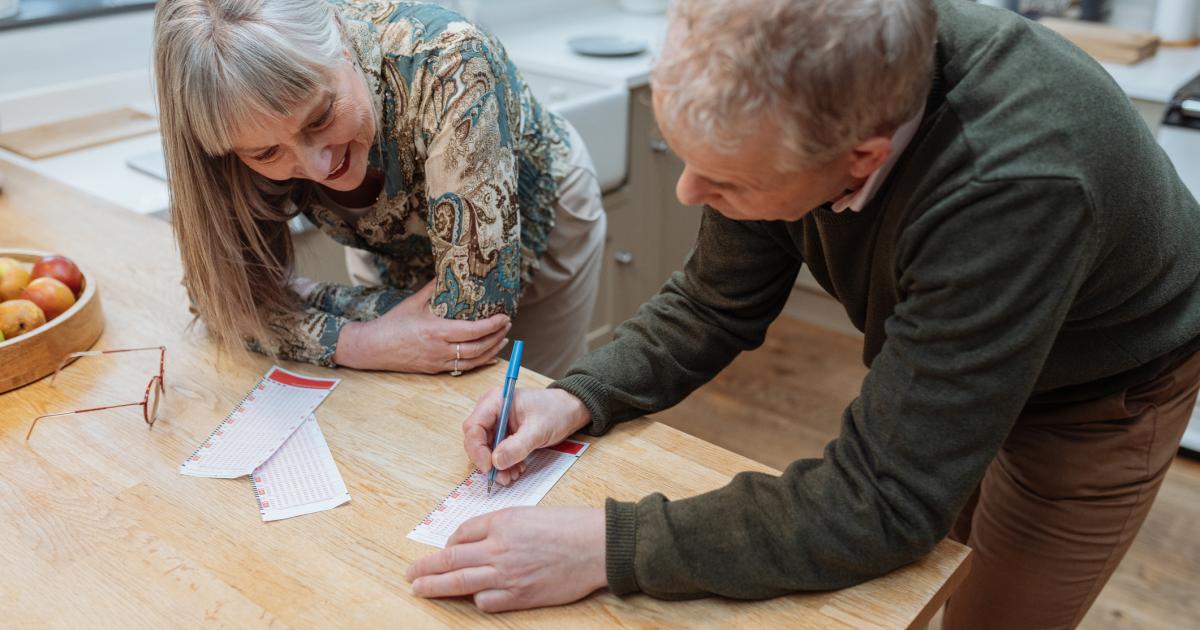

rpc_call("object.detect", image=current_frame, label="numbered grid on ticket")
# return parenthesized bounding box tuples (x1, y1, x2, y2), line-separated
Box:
(180, 366, 340, 478)
(408, 440, 589, 548)
(251, 416, 351, 522)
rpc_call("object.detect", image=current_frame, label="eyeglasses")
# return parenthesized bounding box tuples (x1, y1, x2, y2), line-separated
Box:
(26, 346, 167, 442)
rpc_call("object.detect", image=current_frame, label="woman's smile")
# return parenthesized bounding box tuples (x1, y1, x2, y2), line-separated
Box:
(327, 144, 351, 181)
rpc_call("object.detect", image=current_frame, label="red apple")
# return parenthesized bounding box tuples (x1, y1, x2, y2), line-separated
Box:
(31, 255, 83, 296)
(20, 277, 76, 320)
(0, 299, 46, 339)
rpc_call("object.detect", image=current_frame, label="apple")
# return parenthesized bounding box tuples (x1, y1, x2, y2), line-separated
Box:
(0, 257, 31, 301)
(0, 299, 46, 339)
(31, 255, 83, 295)
(21, 277, 76, 320)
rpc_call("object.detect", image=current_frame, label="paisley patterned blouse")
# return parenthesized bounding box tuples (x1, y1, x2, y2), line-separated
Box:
(264, 0, 571, 367)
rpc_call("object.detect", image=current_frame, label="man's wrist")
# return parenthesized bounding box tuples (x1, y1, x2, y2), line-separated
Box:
(549, 375, 611, 436)
(570, 393, 593, 434)
(590, 506, 609, 592)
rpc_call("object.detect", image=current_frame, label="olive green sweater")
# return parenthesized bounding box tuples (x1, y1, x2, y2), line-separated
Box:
(551, 0, 1200, 600)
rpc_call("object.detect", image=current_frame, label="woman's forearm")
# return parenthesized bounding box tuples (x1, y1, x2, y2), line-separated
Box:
(332, 320, 371, 368)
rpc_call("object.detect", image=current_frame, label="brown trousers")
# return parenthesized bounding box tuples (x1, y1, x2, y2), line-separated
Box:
(942, 351, 1200, 630)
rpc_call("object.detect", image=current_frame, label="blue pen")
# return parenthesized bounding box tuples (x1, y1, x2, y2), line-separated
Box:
(487, 339, 523, 495)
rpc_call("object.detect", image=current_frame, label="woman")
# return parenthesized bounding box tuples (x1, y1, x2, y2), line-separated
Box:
(153, 0, 605, 377)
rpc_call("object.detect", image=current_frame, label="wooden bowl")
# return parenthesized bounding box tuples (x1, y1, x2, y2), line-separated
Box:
(0, 249, 104, 393)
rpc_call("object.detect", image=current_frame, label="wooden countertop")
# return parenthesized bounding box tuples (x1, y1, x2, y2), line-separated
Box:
(0, 159, 970, 628)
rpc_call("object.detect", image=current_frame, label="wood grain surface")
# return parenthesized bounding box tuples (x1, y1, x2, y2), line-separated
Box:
(0, 108, 158, 160)
(0, 159, 969, 628)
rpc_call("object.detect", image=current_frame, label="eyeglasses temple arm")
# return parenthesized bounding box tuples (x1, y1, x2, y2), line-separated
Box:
(49, 346, 166, 386)
(26, 401, 145, 442)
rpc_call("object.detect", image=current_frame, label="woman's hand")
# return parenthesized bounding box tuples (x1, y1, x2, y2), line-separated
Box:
(332, 281, 511, 374)
(407, 506, 607, 612)
(462, 388, 592, 485)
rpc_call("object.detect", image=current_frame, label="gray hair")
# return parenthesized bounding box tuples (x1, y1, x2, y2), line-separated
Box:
(155, 0, 347, 157)
(653, 0, 937, 169)
(152, 0, 356, 357)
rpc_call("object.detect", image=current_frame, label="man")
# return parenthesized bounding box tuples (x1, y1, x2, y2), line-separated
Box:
(406, 0, 1200, 627)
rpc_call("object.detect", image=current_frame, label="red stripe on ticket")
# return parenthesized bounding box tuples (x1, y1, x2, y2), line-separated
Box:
(268, 369, 337, 389)
(547, 440, 586, 455)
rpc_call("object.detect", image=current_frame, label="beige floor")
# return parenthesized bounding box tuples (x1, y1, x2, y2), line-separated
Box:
(653, 315, 1200, 630)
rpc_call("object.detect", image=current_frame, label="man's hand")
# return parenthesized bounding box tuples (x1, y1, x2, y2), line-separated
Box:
(463, 388, 592, 486)
(406, 506, 607, 612)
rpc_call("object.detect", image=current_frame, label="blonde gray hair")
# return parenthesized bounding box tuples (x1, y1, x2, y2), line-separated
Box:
(653, 0, 937, 169)
(153, 0, 355, 354)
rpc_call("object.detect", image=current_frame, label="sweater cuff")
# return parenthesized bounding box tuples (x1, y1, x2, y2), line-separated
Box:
(605, 498, 640, 596)
(549, 374, 613, 435)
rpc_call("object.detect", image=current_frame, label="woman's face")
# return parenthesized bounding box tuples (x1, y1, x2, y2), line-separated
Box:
(230, 57, 376, 192)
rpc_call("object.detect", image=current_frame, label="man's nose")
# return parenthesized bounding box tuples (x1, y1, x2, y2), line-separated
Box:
(676, 167, 714, 207)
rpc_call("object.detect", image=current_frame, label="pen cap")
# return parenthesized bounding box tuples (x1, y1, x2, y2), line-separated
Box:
(506, 340, 524, 379)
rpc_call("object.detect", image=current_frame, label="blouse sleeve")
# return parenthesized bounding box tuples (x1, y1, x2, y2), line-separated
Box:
(419, 36, 522, 320)
(250, 283, 411, 368)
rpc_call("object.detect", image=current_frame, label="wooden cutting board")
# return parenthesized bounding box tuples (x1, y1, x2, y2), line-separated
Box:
(0, 107, 158, 160)
(1040, 18, 1161, 65)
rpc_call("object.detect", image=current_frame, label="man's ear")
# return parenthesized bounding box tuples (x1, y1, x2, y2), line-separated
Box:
(847, 136, 893, 179)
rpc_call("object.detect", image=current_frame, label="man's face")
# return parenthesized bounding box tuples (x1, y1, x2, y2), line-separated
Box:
(653, 90, 862, 222)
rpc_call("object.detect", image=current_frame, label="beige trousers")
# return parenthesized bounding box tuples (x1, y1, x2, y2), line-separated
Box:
(346, 122, 606, 379)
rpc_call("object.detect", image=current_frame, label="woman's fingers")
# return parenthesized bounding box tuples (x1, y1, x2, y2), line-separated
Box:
(395, 280, 437, 313)
(413, 280, 437, 300)
(441, 314, 511, 343)
(458, 324, 512, 359)
(445, 340, 507, 375)
(387, 281, 438, 321)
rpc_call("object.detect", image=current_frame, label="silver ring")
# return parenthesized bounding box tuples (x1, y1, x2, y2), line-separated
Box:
(451, 344, 463, 376)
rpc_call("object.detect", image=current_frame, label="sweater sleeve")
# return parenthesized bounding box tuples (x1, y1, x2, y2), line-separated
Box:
(551, 207, 802, 434)
(597, 178, 1100, 599)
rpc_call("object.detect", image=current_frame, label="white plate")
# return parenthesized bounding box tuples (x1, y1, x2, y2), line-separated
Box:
(568, 35, 648, 58)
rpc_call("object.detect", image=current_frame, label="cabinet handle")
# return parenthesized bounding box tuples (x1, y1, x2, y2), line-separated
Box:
(613, 250, 635, 265)
(650, 139, 669, 154)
